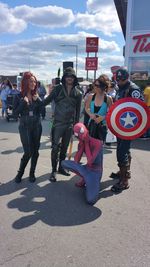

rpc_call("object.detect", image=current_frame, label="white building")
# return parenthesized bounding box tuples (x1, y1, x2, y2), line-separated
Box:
(114, 0, 150, 80)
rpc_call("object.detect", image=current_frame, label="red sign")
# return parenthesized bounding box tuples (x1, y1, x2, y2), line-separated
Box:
(111, 66, 121, 73)
(85, 57, 98, 70)
(86, 37, 99, 53)
(133, 34, 150, 53)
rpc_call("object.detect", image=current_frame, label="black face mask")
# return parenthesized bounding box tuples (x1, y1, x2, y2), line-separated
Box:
(116, 78, 127, 82)
(65, 75, 75, 78)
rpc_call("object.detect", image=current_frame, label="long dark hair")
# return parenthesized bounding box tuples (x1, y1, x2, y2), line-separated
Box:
(21, 72, 38, 97)
(98, 74, 110, 89)
(3, 79, 13, 89)
(84, 84, 94, 97)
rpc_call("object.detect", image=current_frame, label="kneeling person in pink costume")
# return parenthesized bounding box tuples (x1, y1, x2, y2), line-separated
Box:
(61, 123, 103, 204)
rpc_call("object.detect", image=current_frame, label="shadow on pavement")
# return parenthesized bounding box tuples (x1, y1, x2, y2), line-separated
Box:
(1, 146, 23, 155)
(99, 179, 115, 199)
(0, 174, 102, 229)
(1, 139, 51, 155)
(0, 118, 49, 136)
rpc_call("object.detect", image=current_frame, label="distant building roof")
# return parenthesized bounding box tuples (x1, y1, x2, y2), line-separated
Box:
(114, 0, 128, 39)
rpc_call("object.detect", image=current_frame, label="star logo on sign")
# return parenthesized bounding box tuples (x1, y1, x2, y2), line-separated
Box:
(106, 97, 149, 140)
(120, 112, 137, 127)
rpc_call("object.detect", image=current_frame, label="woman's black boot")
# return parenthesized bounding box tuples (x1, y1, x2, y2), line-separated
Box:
(15, 157, 29, 183)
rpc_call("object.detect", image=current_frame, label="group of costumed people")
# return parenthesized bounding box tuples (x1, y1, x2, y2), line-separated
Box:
(13, 67, 145, 205)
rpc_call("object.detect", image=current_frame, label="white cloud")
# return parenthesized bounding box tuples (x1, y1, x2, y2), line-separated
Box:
(0, 1, 124, 81)
(100, 39, 120, 52)
(97, 54, 124, 77)
(76, 6, 121, 36)
(13, 5, 74, 28)
(87, 0, 113, 13)
(0, 3, 26, 34)
(0, 32, 122, 81)
(78, 50, 124, 78)
(101, 55, 124, 64)
(0, 2, 121, 36)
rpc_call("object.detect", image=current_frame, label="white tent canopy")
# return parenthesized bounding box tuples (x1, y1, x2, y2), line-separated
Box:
(79, 80, 91, 86)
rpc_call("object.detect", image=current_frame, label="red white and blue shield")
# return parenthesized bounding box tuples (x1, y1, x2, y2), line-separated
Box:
(106, 97, 150, 140)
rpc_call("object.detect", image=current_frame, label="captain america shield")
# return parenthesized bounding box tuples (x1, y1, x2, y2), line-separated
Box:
(106, 97, 150, 140)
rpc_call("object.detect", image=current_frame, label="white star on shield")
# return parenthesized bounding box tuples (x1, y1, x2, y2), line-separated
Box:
(120, 112, 137, 127)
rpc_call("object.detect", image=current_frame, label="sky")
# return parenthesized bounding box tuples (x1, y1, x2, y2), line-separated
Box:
(0, 0, 125, 82)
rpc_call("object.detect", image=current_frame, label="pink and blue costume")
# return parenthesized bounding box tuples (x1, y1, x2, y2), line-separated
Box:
(62, 123, 103, 204)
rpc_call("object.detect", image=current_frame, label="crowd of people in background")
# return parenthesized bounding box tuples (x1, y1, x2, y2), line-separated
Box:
(0, 79, 13, 117)
(0, 67, 149, 202)
(0, 78, 47, 120)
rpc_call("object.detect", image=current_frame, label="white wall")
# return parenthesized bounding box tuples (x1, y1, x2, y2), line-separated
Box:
(125, 0, 150, 78)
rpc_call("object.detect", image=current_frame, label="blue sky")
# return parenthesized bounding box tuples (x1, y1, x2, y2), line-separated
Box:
(0, 0, 125, 82)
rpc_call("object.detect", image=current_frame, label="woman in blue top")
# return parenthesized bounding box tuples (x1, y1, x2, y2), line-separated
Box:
(85, 75, 112, 142)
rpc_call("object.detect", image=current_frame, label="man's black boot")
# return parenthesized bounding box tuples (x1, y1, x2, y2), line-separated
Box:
(110, 171, 120, 179)
(49, 171, 57, 182)
(58, 165, 70, 176)
(29, 172, 36, 183)
(111, 165, 130, 193)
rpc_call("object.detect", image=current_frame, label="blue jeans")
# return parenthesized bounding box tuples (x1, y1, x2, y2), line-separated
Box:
(1, 100, 6, 116)
(116, 138, 131, 167)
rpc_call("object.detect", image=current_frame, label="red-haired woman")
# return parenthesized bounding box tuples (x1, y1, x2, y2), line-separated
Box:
(13, 72, 42, 183)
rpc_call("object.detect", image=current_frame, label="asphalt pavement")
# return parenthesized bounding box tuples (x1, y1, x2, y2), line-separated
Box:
(0, 107, 150, 267)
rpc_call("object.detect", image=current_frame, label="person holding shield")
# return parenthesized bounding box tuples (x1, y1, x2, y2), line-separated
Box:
(110, 68, 143, 193)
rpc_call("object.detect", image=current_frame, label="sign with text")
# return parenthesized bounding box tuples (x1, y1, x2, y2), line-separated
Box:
(85, 57, 98, 70)
(86, 37, 99, 53)
(133, 34, 150, 53)
(128, 32, 150, 57)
